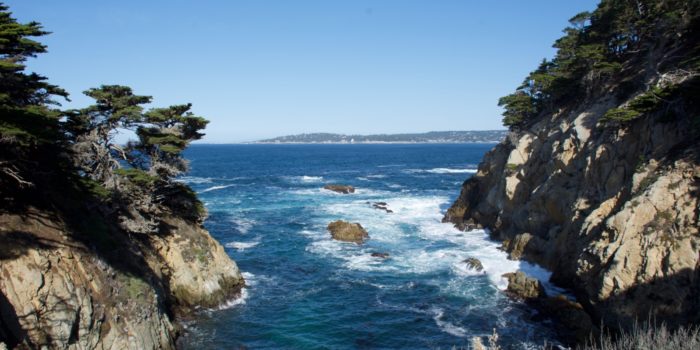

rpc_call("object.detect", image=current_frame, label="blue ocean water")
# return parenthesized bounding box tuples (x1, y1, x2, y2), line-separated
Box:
(178, 144, 561, 349)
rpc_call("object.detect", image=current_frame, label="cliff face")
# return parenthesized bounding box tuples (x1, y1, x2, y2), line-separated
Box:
(444, 79, 700, 329)
(0, 209, 243, 349)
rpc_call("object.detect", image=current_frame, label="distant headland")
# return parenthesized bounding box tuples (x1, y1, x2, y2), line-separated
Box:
(252, 130, 507, 144)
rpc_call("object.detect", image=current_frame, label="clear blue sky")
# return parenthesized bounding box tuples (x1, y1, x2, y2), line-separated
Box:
(7, 0, 598, 143)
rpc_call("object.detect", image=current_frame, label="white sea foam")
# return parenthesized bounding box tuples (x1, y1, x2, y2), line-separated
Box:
(225, 240, 260, 251)
(176, 176, 213, 184)
(366, 174, 387, 178)
(285, 175, 324, 183)
(241, 271, 256, 285)
(404, 168, 477, 174)
(426, 168, 478, 174)
(200, 184, 235, 193)
(231, 217, 256, 234)
(302, 175, 323, 182)
(431, 307, 468, 337)
(302, 190, 567, 295)
(216, 287, 249, 310)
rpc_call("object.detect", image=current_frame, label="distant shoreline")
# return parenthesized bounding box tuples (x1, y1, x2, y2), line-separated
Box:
(192, 141, 503, 145)
(250, 130, 508, 144)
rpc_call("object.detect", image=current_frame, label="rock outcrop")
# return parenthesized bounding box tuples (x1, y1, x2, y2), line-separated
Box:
(0, 209, 243, 349)
(502, 271, 545, 300)
(323, 184, 355, 194)
(327, 220, 369, 243)
(445, 78, 700, 333)
(462, 257, 484, 273)
(444, 2, 700, 336)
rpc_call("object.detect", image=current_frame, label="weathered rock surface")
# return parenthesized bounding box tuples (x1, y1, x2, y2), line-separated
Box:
(502, 271, 545, 300)
(323, 184, 355, 194)
(327, 220, 369, 243)
(462, 257, 484, 272)
(0, 209, 243, 349)
(371, 252, 390, 259)
(444, 76, 700, 333)
(148, 216, 244, 310)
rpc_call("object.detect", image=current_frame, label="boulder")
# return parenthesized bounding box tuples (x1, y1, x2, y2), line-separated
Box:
(462, 257, 484, 272)
(323, 184, 355, 194)
(327, 220, 369, 243)
(371, 252, 390, 259)
(502, 271, 545, 300)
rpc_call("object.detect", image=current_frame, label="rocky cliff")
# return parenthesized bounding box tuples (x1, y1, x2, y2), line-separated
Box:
(445, 0, 700, 336)
(445, 71, 699, 333)
(0, 208, 243, 349)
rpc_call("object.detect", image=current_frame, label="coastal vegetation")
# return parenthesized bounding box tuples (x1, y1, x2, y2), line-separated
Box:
(0, 1, 208, 231)
(0, 3, 243, 348)
(498, 0, 699, 131)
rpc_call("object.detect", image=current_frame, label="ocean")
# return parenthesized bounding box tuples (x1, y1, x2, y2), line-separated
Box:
(177, 144, 561, 349)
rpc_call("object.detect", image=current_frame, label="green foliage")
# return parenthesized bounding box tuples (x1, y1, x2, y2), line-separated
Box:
(499, 92, 536, 127)
(75, 176, 112, 200)
(137, 103, 209, 155)
(497, 0, 700, 129)
(600, 81, 690, 126)
(115, 168, 158, 187)
(600, 108, 642, 123)
(0, 3, 67, 107)
(82, 85, 151, 126)
(0, 1, 209, 240)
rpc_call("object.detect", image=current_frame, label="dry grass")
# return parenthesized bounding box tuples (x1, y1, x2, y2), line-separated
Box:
(581, 322, 700, 350)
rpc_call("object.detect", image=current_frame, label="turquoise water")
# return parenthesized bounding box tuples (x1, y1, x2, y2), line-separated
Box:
(178, 144, 560, 349)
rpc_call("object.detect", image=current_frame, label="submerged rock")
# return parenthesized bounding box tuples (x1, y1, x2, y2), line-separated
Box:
(371, 252, 390, 259)
(371, 202, 393, 213)
(502, 271, 545, 300)
(327, 220, 369, 243)
(462, 257, 484, 272)
(323, 184, 355, 194)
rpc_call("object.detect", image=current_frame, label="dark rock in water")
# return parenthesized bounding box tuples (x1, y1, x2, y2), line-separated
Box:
(371, 252, 390, 259)
(371, 202, 392, 213)
(327, 220, 368, 243)
(323, 184, 355, 194)
(462, 257, 484, 272)
(539, 295, 595, 344)
(502, 271, 545, 300)
(501, 271, 595, 345)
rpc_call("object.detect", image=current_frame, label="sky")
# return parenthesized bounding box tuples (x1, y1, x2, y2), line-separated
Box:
(7, 0, 599, 143)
